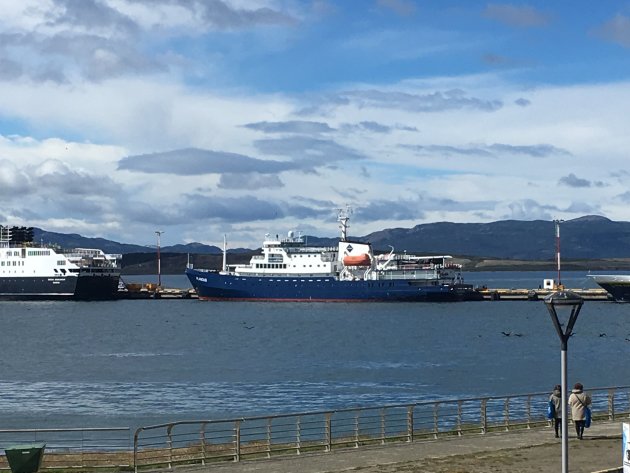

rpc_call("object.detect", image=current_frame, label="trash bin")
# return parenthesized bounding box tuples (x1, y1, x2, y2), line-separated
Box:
(4, 444, 45, 473)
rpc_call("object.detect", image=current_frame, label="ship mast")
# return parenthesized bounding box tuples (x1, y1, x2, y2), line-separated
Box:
(222, 234, 228, 272)
(337, 206, 352, 242)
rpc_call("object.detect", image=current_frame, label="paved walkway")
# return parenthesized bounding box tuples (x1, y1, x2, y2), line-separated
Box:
(175, 421, 625, 473)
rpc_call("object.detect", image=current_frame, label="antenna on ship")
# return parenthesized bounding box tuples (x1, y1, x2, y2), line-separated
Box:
(222, 234, 227, 272)
(337, 205, 353, 242)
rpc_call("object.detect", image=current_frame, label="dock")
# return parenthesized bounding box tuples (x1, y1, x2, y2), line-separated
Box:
(116, 284, 612, 301)
(117, 282, 197, 299)
(476, 287, 611, 301)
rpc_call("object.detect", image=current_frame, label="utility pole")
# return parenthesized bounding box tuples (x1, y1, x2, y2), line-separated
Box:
(554, 220, 564, 289)
(155, 230, 164, 287)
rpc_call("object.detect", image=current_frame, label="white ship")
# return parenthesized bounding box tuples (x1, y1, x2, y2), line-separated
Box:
(0, 226, 121, 300)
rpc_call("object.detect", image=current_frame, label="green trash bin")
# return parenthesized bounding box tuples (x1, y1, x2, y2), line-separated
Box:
(4, 444, 45, 473)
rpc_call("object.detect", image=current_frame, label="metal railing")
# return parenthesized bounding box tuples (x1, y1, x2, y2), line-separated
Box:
(0, 427, 131, 471)
(133, 385, 630, 471)
(0, 387, 627, 472)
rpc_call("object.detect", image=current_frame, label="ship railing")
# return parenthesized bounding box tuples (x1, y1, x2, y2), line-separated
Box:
(131, 384, 630, 472)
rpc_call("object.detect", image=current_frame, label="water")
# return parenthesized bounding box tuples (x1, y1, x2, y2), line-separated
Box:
(0, 271, 627, 430)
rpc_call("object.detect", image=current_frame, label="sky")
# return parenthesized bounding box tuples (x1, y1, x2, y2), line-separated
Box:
(2, 0, 630, 248)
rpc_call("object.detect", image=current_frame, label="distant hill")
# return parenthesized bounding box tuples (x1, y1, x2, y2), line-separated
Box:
(30, 215, 630, 267)
(34, 228, 151, 254)
(361, 215, 630, 260)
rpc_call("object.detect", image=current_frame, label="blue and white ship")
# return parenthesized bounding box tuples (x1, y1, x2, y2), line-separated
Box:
(0, 226, 121, 300)
(186, 211, 481, 302)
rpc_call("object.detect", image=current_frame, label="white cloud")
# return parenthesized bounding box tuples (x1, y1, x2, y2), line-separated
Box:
(11, 1, 629, 247)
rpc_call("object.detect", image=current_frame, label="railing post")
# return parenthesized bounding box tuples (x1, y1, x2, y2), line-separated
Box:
(504, 398, 511, 431)
(326, 412, 332, 452)
(526, 395, 532, 429)
(457, 401, 463, 436)
(325, 413, 332, 452)
(266, 418, 272, 459)
(609, 389, 615, 420)
(296, 416, 301, 455)
(354, 412, 359, 448)
(407, 405, 414, 443)
(133, 429, 141, 473)
(167, 424, 174, 469)
(234, 420, 241, 462)
(481, 399, 488, 434)
(433, 402, 440, 439)
(200, 422, 207, 465)
(380, 408, 386, 445)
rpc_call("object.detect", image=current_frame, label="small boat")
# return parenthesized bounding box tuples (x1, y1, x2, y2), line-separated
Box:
(342, 254, 371, 266)
(186, 210, 482, 302)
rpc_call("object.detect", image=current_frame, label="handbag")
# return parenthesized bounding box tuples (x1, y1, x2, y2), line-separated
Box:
(576, 394, 592, 428)
(547, 399, 555, 420)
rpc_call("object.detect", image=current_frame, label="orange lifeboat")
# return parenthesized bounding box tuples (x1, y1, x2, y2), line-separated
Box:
(343, 254, 371, 266)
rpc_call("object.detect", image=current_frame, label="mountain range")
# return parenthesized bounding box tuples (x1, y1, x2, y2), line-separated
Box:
(32, 215, 630, 261)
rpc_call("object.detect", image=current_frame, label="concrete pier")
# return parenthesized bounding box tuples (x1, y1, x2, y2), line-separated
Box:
(476, 288, 611, 301)
(117, 286, 611, 301)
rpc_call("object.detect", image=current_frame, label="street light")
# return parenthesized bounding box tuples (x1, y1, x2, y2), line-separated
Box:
(544, 290, 584, 473)
(155, 230, 164, 287)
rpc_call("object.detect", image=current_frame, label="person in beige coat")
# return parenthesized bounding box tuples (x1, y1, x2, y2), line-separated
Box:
(568, 382, 592, 439)
(549, 385, 562, 437)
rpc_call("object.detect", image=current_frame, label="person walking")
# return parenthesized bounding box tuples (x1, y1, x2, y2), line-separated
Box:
(568, 382, 592, 439)
(549, 384, 562, 437)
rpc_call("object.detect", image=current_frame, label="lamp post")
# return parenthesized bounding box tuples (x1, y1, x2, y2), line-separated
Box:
(155, 230, 164, 287)
(544, 290, 584, 473)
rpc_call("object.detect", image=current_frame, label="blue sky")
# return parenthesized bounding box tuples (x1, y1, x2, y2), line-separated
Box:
(1, 0, 630, 248)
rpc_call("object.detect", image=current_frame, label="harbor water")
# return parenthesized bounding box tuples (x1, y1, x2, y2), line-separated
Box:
(0, 271, 627, 430)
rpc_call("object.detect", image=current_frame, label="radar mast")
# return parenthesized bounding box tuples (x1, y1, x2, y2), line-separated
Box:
(337, 206, 353, 242)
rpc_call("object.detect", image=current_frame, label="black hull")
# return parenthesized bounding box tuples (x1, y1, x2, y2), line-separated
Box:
(74, 273, 121, 300)
(0, 273, 120, 301)
(596, 283, 630, 302)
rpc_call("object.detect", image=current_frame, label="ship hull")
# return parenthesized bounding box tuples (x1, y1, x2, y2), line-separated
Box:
(74, 270, 121, 300)
(0, 272, 120, 301)
(186, 268, 481, 302)
(590, 275, 630, 302)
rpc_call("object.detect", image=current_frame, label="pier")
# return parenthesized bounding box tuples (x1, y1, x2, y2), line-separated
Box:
(117, 284, 612, 301)
(476, 287, 611, 301)
(117, 282, 197, 299)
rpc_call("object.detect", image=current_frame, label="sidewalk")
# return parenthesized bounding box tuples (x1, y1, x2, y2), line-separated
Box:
(176, 421, 624, 473)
